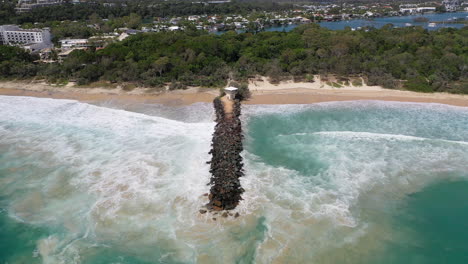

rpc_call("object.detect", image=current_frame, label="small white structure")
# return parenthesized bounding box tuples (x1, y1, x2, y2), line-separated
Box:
(118, 32, 130, 41)
(168, 26, 181, 31)
(224, 87, 238, 100)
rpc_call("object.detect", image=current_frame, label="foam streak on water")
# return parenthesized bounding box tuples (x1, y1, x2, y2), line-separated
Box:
(1, 97, 468, 264)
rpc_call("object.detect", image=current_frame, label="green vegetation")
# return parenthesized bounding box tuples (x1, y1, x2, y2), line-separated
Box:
(1, 1, 293, 25)
(328, 82, 343, 88)
(0, 46, 39, 78)
(351, 78, 363, 86)
(1, 24, 467, 93)
(228, 81, 251, 100)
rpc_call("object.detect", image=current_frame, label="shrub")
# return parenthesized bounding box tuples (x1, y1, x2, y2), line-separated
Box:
(227, 81, 251, 101)
(305, 74, 315, 83)
(404, 76, 433, 93)
(236, 82, 251, 101)
(331, 82, 343, 88)
(122, 83, 137, 91)
(351, 78, 363, 86)
(169, 81, 187, 90)
(367, 71, 399, 89)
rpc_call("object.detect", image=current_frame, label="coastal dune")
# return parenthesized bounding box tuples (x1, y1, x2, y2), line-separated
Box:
(0, 78, 467, 107)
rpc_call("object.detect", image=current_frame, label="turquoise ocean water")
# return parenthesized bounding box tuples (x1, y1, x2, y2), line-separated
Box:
(1, 96, 467, 263)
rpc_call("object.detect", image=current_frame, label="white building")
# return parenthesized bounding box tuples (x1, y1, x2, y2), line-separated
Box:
(443, 0, 461, 11)
(118, 33, 130, 41)
(59, 39, 90, 49)
(0, 25, 52, 53)
(400, 8, 417, 13)
(224, 87, 238, 100)
(168, 26, 181, 31)
(400, 7, 436, 13)
(188, 16, 200, 21)
(0, 25, 51, 45)
(60, 36, 114, 50)
(417, 7, 436, 12)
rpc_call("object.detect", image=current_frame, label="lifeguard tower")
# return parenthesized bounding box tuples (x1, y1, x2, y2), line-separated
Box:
(224, 87, 238, 101)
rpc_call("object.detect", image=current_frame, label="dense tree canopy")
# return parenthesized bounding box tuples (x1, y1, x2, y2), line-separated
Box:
(1, 25, 467, 93)
(0, 46, 39, 78)
(3, 0, 293, 25)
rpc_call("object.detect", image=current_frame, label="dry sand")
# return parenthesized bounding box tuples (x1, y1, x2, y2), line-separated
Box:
(0, 81, 217, 105)
(245, 76, 468, 107)
(1, 78, 467, 107)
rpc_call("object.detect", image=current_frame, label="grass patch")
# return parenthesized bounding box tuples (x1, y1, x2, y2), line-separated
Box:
(121, 83, 137, 91)
(145, 87, 165, 94)
(305, 74, 315, 83)
(77, 81, 118, 89)
(53, 79, 69, 86)
(351, 79, 363, 86)
(327, 81, 343, 88)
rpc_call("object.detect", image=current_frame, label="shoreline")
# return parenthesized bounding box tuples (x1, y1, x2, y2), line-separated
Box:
(1, 80, 467, 107)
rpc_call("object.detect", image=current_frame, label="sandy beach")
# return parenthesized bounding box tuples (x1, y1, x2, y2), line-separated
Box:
(1, 78, 467, 107)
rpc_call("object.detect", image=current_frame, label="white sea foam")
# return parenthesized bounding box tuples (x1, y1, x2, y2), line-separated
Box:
(240, 100, 468, 262)
(1, 96, 467, 263)
(0, 96, 219, 262)
(243, 100, 468, 116)
(285, 131, 468, 145)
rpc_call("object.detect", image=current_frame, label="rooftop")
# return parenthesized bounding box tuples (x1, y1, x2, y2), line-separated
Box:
(225, 87, 238, 91)
(0, 25, 43, 32)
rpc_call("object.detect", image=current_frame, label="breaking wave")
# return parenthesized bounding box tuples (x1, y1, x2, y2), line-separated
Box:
(0, 96, 467, 263)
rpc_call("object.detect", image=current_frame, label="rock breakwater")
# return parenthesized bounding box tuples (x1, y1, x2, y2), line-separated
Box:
(206, 97, 244, 211)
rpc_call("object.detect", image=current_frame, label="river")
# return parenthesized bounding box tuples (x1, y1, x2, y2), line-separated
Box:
(218, 11, 467, 34)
